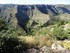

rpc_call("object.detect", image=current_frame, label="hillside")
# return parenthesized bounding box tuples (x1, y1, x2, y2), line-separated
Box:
(0, 4, 70, 32)
(0, 4, 70, 53)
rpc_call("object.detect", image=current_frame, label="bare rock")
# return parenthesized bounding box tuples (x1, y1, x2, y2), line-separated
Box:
(51, 43, 67, 51)
(27, 48, 38, 53)
(39, 46, 50, 53)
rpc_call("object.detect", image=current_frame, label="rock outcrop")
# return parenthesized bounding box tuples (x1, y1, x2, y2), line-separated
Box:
(21, 46, 70, 53)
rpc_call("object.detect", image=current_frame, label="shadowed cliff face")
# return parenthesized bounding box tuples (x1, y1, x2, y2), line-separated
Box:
(57, 7, 70, 14)
(36, 5, 48, 14)
(16, 5, 34, 32)
(36, 5, 70, 15)
(36, 5, 59, 15)
(46, 5, 59, 15)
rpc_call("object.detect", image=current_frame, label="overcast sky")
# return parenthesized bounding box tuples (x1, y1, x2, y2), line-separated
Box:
(0, 0, 70, 4)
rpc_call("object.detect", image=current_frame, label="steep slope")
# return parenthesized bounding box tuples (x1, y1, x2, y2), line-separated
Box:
(0, 4, 70, 33)
(0, 4, 17, 23)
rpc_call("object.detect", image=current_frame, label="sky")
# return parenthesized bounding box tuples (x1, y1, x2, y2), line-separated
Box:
(0, 0, 70, 4)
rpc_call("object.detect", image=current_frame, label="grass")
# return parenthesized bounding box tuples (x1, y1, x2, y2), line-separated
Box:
(17, 34, 53, 48)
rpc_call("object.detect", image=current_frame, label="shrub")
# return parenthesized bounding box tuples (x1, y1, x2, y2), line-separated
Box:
(0, 18, 5, 27)
(0, 18, 8, 31)
(26, 28, 36, 35)
(52, 26, 68, 40)
(0, 18, 25, 53)
(0, 36, 24, 53)
(62, 40, 70, 50)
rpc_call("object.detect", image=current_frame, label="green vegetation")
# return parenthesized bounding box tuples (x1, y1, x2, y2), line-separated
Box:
(62, 40, 70, 50)
(52, 26, 68, 40)
(0, 13, 70, 53)
(0, 18, 26, 53)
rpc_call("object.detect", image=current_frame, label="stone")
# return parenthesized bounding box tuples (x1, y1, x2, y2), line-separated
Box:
(27, 48, 38, 53)
(51, 43, 67, 51)
(39, 46, 50, 53)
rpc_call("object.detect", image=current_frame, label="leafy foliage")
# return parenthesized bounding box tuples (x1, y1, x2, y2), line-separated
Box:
(52, 26, 69, 40)
(62, 40, 70, 50)
(0, 18, 24, 53)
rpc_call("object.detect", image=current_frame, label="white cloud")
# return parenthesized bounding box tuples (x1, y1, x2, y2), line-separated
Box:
(0, 0, 70, 4)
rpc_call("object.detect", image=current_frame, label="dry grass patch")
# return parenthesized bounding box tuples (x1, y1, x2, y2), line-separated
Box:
(18, 36, 35, 44)
(17, 34, 53, 48)
(38, 34, 52, 47)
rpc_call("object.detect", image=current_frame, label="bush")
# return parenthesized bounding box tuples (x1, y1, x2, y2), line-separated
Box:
(26, 28, 36, 35)
(52, 26, 68, 40)
(0, 18, 8, 31)
(0, 36, 24, 53)
(0, 18, 25, 53)
(62, 40, 70, 50)
(0, 18, 5, 27)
